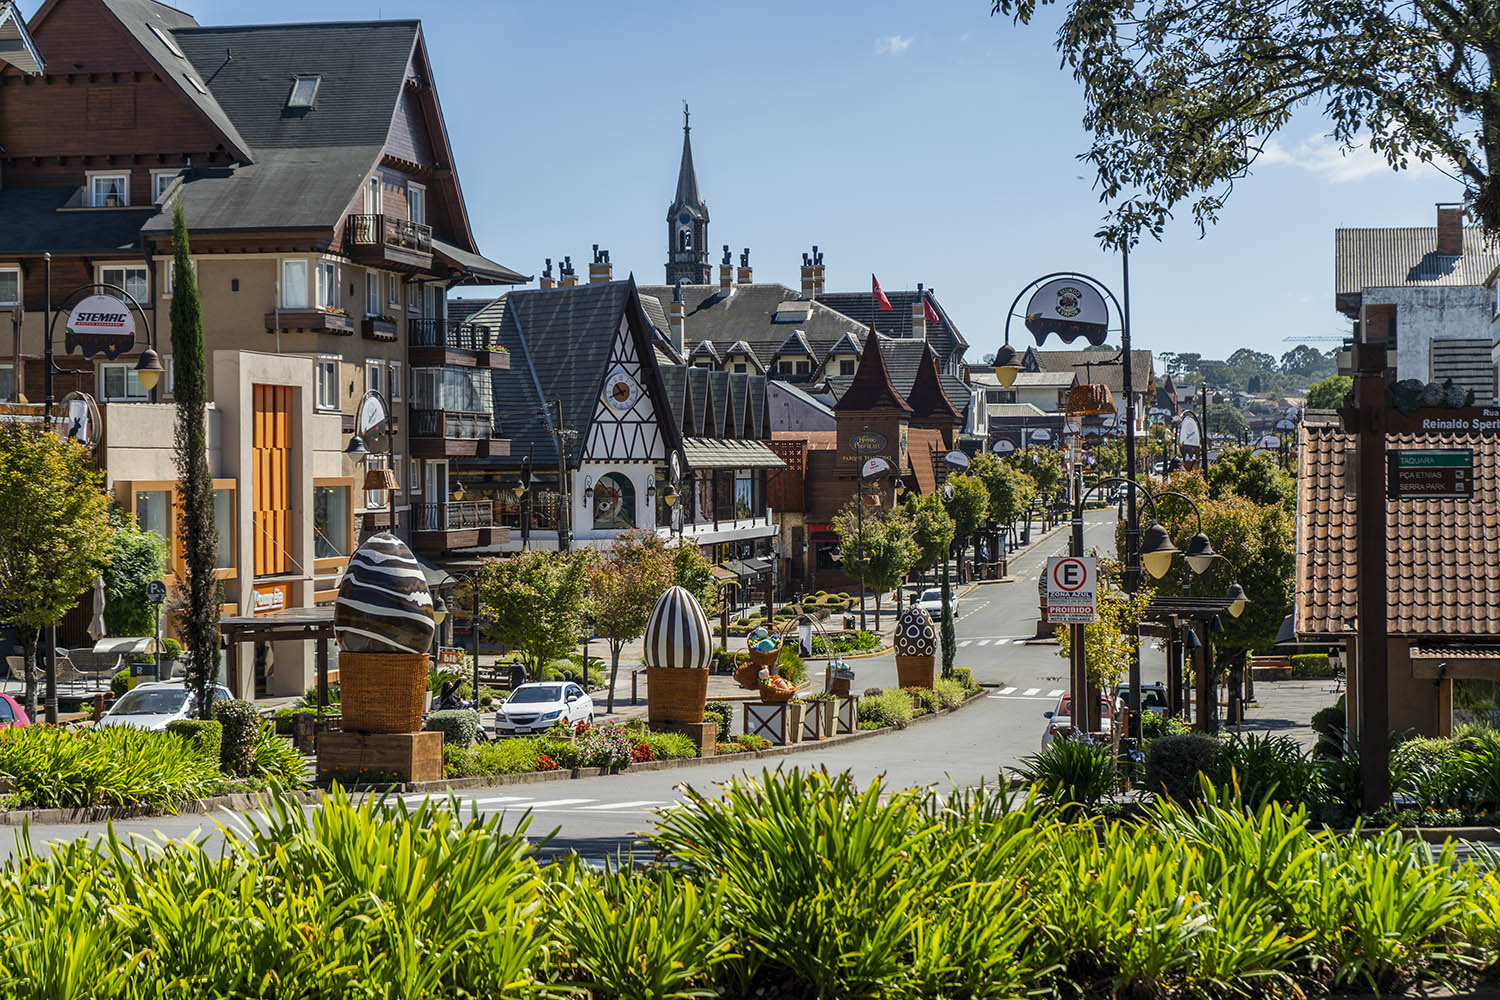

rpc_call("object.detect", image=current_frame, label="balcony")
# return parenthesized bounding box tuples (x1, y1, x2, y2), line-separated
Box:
(409, 408, 509, 459)
(264, 309, 354, 335)
(411, 500, 508, 553)
(361, 315, 398, 342)
(408, 319, 510, 368)
(344, 213, 433, 269)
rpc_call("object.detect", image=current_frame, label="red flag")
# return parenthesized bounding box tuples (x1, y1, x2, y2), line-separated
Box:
(872, 274, 893, 311)
(923, 296, 940, 327)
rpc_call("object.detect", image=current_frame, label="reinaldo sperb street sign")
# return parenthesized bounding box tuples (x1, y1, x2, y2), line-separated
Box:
(1046, 556, 1097, 625)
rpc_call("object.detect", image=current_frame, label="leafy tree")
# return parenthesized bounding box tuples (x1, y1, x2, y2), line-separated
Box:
(1307, 374, 1353, 410)
(1008, 446, 1062, 497)
(990, 0, 1500, 241)
(1207, 448, 1295, 509)
(1227, 349, 1276, 375)
(671, 542, 719, 620)
(1166, 353, 1201, 379)
(971, 452, 1036, 526)
(1093, 437, 1126, 477)
(1281, 345, 1336, 380)
(102, 508, 167, 638)
(1197, 361, 1234, 390)
(942, 473, 989, 584)
(480, 549, 593, 678)
(1206, 402, 1248, 443)
(591, 531, 675, 713)
(832, 502, 919, 628)
(1056, 581, 1154, 692)
(170, 205, 220, 719)
(905, 491, 955, 583)
(0, 425, 111, 719)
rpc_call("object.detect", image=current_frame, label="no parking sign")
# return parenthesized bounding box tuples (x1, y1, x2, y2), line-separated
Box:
(1045, 556, 1097, 624)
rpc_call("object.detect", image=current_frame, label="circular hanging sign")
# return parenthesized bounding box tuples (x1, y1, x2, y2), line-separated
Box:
(604, 366, 640, 413)
(860, 456, 894, 480)
(1023, 278, 1109, 346)
(943, 449, 970, 470)
(358, 392, 391, 450)
(1178, 413, 1202, 448)
(54, 391, 102, 452)
(64, 294, 136, 359)
(993, 439, 1016, 454)
(1030, 428, 1053, 443)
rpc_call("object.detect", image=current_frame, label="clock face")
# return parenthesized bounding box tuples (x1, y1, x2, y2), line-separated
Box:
(604, 367, 640, 412)
(678, 212, 691, 225)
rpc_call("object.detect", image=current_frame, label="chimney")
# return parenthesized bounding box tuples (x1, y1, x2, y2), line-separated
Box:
(719, 245, 732, 292)
(736, 246, 753, 285)
(589, 244, 613, 284)
(669, 281, 686, 355)
(560, 256, 578, 287)
(1437, 203, 1463, 256)
(911, 282, 926, 341)
(812, 245, 825, 295)
(800, 250, 816, 297)
(539, 258, 555, 290)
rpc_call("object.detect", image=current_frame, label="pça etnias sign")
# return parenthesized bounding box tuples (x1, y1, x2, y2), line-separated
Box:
(1046, 555, 1098, 624)
(1386, 449, 1474, 500)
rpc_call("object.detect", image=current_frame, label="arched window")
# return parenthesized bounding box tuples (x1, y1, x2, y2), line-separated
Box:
(592, 472, 635, 530)
(679, 228, 692, 252)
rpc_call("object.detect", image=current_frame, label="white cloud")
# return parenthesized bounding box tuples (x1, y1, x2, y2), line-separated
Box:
(875, 34, 913, 55)
(1257, 134, 1449, 183)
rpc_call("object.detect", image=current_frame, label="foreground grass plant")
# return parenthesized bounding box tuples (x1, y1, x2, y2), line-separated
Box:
(0, 770, 1493, 997)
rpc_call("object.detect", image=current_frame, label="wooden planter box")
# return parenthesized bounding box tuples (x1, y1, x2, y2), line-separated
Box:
(744, 701, 804, 746)
(800, 701, 824, 741)
(835, 695, 859, 734)
(266, 309, 355, 335)
(361, 315, 399, 341)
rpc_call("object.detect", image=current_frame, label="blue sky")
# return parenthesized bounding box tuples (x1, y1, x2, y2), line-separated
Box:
(181, 0, 1461, 363)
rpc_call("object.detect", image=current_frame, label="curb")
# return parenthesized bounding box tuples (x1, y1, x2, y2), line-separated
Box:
(0, 787, 326, 827)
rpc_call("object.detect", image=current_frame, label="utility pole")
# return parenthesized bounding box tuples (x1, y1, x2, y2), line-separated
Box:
(550, 399, 573, 552)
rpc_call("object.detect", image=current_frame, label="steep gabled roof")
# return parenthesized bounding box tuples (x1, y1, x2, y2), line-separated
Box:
(773, 329, 813, 359)
(1335, 226, 1500, 300)
(816, 287, 968, 360)
(690, 340, 720, 363)
(906, 344, 961, 424)
(1025, 348, 1154, 396)
(723, 340, 764, 372)
(0, 1, 44, 75)
(835, 330, 912, 413)
(669, 113, 707, 221)
(639, 282, 867, 369)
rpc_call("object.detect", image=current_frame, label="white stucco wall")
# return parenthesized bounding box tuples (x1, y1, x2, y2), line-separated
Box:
(1360, 285, 1494, 389)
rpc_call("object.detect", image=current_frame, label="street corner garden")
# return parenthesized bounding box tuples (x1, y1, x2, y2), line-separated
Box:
(6, 765, 1500, 998)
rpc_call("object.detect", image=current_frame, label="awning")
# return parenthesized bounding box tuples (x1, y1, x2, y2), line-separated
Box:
(742, 556, 773, 574)
(711, 565, 741, 585)
(682, 438, 787, 471)
(92, 636, 164, 656)
(1274, 614, 1297, 645)
(432, 238, 530, 285)
(0, 3, 44, 76)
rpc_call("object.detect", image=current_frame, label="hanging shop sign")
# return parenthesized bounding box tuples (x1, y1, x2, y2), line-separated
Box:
(1024, 278, 1109, 346)
(251, 582, 290, 616)
(64, 294, 136, 359)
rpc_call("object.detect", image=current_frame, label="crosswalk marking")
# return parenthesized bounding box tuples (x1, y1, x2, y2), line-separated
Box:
(1022, 687, 1040, 696)
(578, 800, 662, 811)
(472, 795, 535, 807)
(1047, 689, 1064, 697)
(958, 640, 972, 647)
(977, 639, 991, 646)
(525, 798, 595, 809)
(999, 686, 1016, 695)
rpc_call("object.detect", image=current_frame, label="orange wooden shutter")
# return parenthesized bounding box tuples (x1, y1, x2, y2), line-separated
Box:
(252, 385, 292, 576)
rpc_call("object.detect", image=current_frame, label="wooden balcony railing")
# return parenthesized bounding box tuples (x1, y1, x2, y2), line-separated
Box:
(346, 213, 433, 255)
(414, 500, 494, 533)
(408, 319, 502, 352)
(410, 409, 492, 441)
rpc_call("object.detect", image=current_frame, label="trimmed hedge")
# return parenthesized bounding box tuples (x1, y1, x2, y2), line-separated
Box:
(164, 719, 223, 766)
(1311, 706, 1346, 756)
(1290, 653, 1334, 678)
(703, 700, 734, 737)
(424, 709, 480, 747)
(212, 699, 260, 776)
(1144, 733, 1220, 804)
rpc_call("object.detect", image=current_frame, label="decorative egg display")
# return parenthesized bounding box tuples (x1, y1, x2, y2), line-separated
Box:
(894, 606, 937, 658)
(643, 585, 713, 670)
(334, 532, 436, 654)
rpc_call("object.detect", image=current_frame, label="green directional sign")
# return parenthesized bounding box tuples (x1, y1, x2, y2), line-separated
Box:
(1386, 449, 1474, 499)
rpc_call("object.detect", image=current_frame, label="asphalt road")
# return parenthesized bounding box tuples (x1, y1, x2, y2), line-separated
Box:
(11, 513, 1138, 864)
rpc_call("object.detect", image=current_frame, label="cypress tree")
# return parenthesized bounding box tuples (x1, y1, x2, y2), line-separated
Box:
(169, 205, 220, 719)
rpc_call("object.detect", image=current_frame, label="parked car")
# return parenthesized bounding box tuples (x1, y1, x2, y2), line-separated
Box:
(95, 681, 233, 731)
(1118, 681, 1168, 716)
(494, 682, 593, 737)
(1040, 683, 1168, 748)
(915, 588, 958, 618)
(0, 693, 30, 729)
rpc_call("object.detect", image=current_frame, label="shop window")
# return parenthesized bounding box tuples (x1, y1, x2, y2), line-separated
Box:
(135, 489, 171, 541)
(591, 473, 635, 531)
(213, 489, 233, 569)
(100, 264, 148, 303)
(314, 485, 351, 558)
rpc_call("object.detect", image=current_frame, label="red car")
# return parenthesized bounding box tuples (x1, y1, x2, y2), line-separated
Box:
(0, 693, 31, 728)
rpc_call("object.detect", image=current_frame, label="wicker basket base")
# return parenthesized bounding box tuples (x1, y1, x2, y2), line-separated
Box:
(745, 645, 780, 669)
(340, 652, 429, 733)
(646, 668, 709, 723)
(895, 655, 935, 690)
(734, 663, 762, 690)
(759, 685, 795, 704)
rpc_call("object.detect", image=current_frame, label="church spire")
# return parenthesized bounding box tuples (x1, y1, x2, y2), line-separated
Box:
(666, 102, 711, 284)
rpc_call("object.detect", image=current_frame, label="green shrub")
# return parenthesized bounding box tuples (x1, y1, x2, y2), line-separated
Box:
(211, 699, 259, 776)
(1015, 736, 1117, 807)
(1290, 652, 1333, 678)
(160, 637, 183, 660)
(1213, 733, 1318, 808)
(423, 709, 480, 747)
(1144, 733, 1220, 804)
(932, 677, 966, 710)
(110, 668, 131, 697)
(702, 700, 734, 738)
(857, 689, 914, 729)
(1140, 711, 1190, 742)
(733, 734, 770, 751)
(906, 686, 940, 715)
(776, 644, 807, 684)
(1311, 705, 1346, 757)
(248, 722, 309, 787)
(0, 725, 221, 809)
(164, 719, 223, 766)
(947, 666, 975, 690)
(636, 731, 698, 760)
(445, 738, 540, 777)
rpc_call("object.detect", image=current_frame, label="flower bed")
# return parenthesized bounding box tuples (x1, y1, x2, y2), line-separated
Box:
(444, 720, 698, 778)
(6, 768, 1499, 998)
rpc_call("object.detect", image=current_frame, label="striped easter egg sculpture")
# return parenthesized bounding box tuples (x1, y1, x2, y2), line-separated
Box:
(334, 532, 435, 654)
(643, 585, 713, 724)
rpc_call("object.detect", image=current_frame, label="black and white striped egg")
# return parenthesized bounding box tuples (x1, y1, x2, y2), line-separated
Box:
(334, 532, 436, 654)
(895, 607, 937, 657)
(642, 586, 713, 670)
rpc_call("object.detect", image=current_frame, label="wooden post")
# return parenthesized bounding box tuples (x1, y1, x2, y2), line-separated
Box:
(316, 635, 329, 711)
(1354, 306, 1392, 811)
(1166, 631, 1181, 718)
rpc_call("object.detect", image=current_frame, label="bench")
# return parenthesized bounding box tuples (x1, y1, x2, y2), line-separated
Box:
(1249, 655, 1293, 681)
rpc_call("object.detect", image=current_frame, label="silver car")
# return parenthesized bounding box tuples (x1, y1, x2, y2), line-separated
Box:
(96, 682, 234, 731)
(915, 587, 958, 618)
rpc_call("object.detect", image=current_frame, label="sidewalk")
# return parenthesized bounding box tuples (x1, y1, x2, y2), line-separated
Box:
(1235, 677, 1344, 750)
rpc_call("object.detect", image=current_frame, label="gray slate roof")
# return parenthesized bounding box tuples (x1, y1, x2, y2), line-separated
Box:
(638, 282, 867, 370)
(1025, 348, 1153, 397)
(104, 0, 252, 160)
(141, 146, 381, 234)
(816, 288, 969, 360)
(0, 187, 153, 254)
(1334, 226, 1500, 297)
(172, 19, 420, 150)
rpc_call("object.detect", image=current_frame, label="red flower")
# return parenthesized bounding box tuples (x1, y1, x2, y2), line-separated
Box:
(536, 754, 558, 772)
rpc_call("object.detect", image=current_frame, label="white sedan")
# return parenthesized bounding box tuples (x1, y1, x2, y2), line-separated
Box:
(96, 681, 234, 731)
(914, 588, 958, 619)
(494, 682, 594, 737)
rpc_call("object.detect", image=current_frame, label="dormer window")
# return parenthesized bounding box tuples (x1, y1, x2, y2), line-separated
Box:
(89, 173, 128, 207)
(287, 75, 321, 109)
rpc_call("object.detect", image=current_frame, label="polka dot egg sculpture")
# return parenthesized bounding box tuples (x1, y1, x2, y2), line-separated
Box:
(894, 606, 937, 658)
(643, 586, 714, 670)
(334, 532, 436, 654)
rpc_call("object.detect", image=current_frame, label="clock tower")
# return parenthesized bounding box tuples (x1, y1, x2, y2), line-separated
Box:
(666, 104, 711, 285)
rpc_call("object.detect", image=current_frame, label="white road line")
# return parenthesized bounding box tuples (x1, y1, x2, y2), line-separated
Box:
(578, 800, 663, 811)
(999, 686, 1017, 695)
(524, 798, 595, 809)
(1022, 687, 1040, 696)
(977, 639, 991, 646)
(471, 796, 535, 807)
(1047, 689, 1064, 697)
(958, 640, 972, 647)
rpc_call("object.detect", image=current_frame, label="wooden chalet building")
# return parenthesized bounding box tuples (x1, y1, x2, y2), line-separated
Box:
(0, 0, 524, 698)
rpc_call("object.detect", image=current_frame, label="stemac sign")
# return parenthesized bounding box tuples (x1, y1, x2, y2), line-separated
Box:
(64, 294, 135, 359)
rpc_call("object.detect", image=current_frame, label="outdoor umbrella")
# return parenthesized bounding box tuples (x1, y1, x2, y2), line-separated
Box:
(87, 575, 106, 641)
